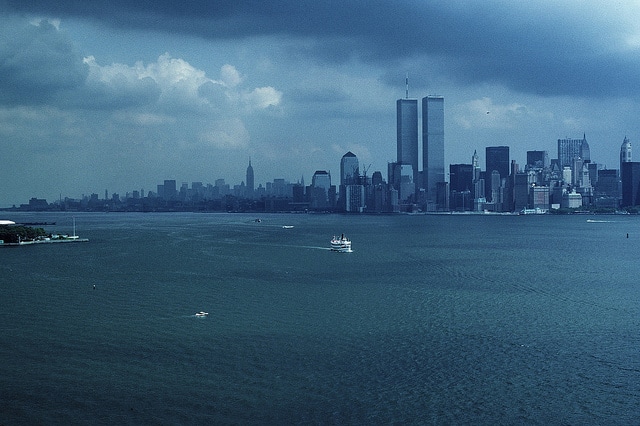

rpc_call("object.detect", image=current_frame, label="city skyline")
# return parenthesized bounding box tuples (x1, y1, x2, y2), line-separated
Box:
(6, 130, 630, 211)
(3, 2, 640, 206)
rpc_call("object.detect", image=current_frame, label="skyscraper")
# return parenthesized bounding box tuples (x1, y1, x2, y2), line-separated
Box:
(340, 151, 359, 186)
(485, 146, 509, 203)
(449, 164, 473, 211)
(422, 96, 445, 203)
(486, 146, 510, 179)
(396, 98, 418, 183)
(449, 164, 474, 193)
(620, 136, 632, 171)
(558, 134, 590, 167)
(245, 158, 254, 199)
(339, 151, 361, 211)
(621, 162, 640, 207)
(310, 170, 332, 209)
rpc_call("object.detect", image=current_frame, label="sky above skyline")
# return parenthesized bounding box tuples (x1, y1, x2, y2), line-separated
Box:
(2, 1, 640, 206)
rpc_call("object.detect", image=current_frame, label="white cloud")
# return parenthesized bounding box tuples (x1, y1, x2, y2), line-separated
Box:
(242, 86, 282, 110)
(82, 53, 282, 115)
(220, 64, 242, 87)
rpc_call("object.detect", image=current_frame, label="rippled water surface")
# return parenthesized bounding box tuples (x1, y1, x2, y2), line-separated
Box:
(1, 212, 639, 424)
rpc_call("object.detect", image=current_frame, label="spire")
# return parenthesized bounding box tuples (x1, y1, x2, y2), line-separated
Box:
(621, 136, 632, 165)
(405, 73, 409, 99)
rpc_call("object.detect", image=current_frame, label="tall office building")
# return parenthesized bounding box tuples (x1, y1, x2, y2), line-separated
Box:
(340, 151, 359, 186)
(486, 146, 510, 179)
(485, 146, 509, 203)
(310, 170, 332, 209)
(396, 98, 418, 184)
(245, 158, 254, 199)
(596, 169, 620, 198)
(621, 162, 640, 207)
(340, 151, 362, 211)
(312, 170, 331, 191)
(620, 136, 632, 171)
(422, 96, 445, 203)
(558, 134, 590, 167)
(449, 164, 474, 193)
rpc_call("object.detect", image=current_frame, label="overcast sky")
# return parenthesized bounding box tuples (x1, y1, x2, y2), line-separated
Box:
(2, 1, 640, 206)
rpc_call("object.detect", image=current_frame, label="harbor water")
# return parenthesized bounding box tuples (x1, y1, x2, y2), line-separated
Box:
(1, 212, 639, 424)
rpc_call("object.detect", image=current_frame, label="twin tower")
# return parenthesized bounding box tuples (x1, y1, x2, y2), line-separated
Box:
(396, 94, 445, 207)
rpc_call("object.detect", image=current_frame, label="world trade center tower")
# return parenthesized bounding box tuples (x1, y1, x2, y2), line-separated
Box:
(396, 98, 419, 183)
(423, 96, 444, 203)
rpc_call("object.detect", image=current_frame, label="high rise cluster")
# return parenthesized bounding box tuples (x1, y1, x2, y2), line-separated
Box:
(329, 91, 638, 213)
(391, 94, 445, 210)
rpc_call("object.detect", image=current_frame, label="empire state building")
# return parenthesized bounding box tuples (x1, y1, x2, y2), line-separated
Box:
(246, 159, 254, 199)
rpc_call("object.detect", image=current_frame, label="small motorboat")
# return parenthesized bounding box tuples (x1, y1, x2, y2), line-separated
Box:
(195, 311, 209, 317)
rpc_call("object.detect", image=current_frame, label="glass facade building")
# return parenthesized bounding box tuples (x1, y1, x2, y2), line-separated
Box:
(423, 96, 445, 203)
(396, 99, 419, 182)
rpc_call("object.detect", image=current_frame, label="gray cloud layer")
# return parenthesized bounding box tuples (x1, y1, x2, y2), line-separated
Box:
(5, 0, 640, 98)
(0, 18, 87, 105)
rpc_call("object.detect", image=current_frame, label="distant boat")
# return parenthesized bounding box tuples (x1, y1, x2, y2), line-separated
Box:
(330, 234, 352, 252)
(195, 311, 208, 317)
(282, 225, 294, 229)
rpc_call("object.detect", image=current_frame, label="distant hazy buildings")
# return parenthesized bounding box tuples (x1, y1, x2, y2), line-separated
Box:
(162, 180, 177, 200)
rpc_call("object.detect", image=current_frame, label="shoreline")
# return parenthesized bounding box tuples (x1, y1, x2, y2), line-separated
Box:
(0, 238, 89, 247)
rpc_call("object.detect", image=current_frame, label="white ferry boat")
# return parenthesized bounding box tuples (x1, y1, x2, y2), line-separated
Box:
(330, 234, 352, 252)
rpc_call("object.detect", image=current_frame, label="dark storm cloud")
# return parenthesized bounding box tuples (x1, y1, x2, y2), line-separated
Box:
(5, 0, 640, 98)
(0, 18, 87, 105)
(0, 18, 163, 109)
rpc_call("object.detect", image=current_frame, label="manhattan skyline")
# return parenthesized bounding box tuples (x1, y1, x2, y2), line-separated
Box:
(3, 2, 640, 207)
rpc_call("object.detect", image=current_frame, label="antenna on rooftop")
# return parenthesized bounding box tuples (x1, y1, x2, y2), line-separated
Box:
(405, 73, 409, 99)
